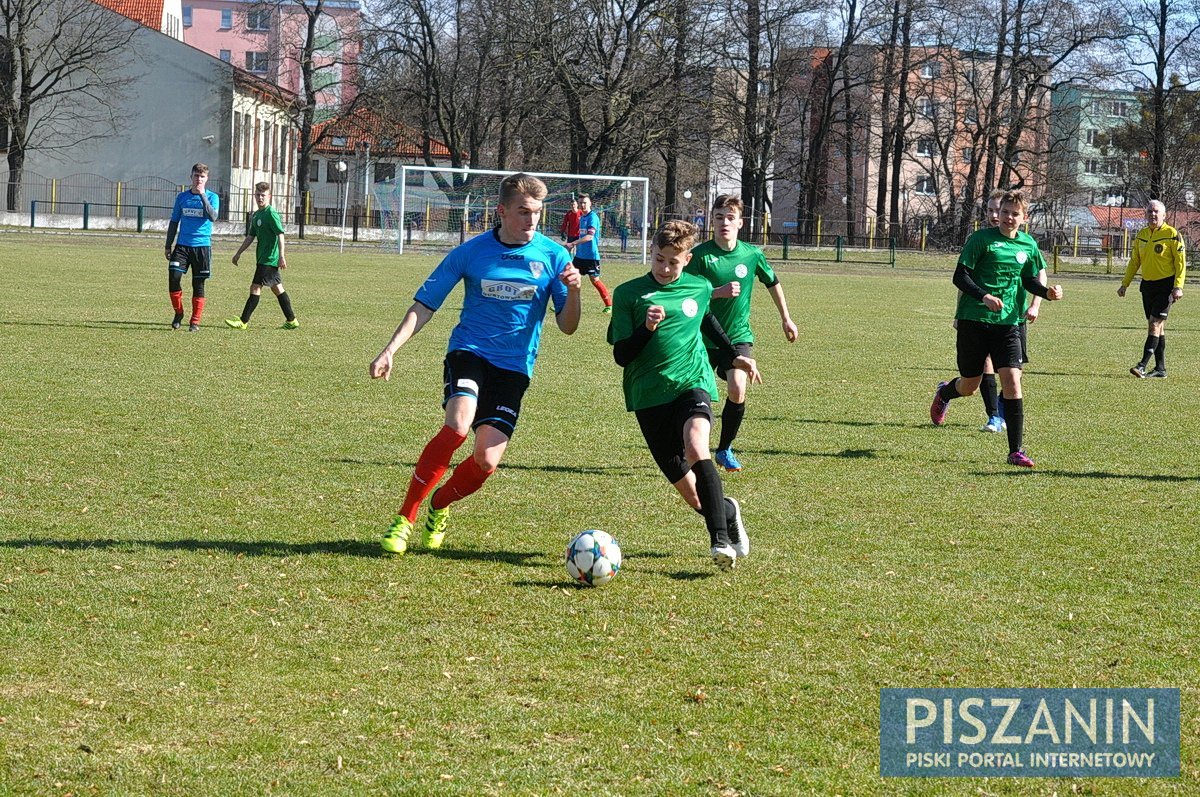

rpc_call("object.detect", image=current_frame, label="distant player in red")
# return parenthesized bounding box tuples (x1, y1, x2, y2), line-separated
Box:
(560, 198, 581, 242)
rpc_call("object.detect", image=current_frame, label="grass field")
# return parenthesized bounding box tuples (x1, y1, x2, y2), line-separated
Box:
(1, 231, 1198, 795)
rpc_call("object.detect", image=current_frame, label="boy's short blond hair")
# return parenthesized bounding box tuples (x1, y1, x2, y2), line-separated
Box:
(254, 181, 271, 193)
(499, 173, 548, 205)
(192, 163, 209, 176)
(653, 220, 698, 253)
(712, 193, 744, 216)
(1000, 190, 1029, 213)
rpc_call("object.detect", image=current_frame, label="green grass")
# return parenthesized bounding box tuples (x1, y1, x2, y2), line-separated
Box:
(1, 231, 1198, 795)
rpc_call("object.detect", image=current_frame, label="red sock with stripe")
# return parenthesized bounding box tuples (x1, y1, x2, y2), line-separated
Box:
(593, 278, 612, 307)
(190, 296, 206, 325)
(170, 291, 184, 314)
(430, 456, 493, 510)
(399, 425, 467, 522)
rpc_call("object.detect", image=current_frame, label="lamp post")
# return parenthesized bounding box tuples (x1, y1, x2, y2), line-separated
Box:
(337, 160, 349, 252)
(357, 139, 371, 225)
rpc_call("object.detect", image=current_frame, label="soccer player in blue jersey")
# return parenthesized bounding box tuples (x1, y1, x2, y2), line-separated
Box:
(165, 163, 220, 331)
(565, 193, 613, 312)
(370, 173, 583, 555)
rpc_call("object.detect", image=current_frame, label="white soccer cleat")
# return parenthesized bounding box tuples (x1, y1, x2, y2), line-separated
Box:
(711, 544, 736, 571)
(727, 498, 749, 559)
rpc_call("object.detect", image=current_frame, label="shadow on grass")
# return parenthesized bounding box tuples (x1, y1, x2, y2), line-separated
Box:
(760, 416, 927, 431)
(0, 537, 388, 557)
(668, 571, 714, 581)
(330, 457, 649, 477)
(0, 319, 168, 330)
(417, 548, 547, 567)
(1027, 469, 1200, 483)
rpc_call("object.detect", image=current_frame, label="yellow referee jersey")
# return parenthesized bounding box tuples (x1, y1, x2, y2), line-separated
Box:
(1122, 223, 1186, 289)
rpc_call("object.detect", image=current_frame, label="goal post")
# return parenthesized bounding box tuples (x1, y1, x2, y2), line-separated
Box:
(375, 165, 651, 264)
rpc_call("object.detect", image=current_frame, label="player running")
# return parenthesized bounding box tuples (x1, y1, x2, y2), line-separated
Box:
(165, 163, 220, 331)
(370, 173, 582, 555)
(686, 194, 797, 471)
(609, 220, 760, 570)
(928, 190, 1063, 468)
(226, 182, 298, 330)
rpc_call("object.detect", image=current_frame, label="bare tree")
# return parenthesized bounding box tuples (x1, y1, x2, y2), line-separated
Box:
(0, 0, 140, 210)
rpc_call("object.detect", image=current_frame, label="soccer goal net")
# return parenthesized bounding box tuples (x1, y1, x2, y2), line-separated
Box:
(375, 166, 650, 263)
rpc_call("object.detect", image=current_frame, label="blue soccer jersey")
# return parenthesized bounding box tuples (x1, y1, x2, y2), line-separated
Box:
(171, 190, 220, 246)
(414, 230, 573, 377)
(576, 210, 601, 260)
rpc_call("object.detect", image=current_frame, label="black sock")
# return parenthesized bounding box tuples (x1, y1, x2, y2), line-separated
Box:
(241, 293, 260, 323)
(1142, 335, 1159, 366)
(691, 459, 729, 548)
(1155, 336, 1166, 370)
(1005, 397, 1024, 454)
(980, 373, 998, 417)
(938, 378, 960, 402)
(716, 401, 746, 451)
(723, 497, 743, 546)
(277, 291, 295, 321)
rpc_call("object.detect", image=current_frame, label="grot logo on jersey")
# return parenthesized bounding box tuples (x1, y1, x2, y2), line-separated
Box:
(481, 279, 537, 301)
(682, 298, 699, 318)
(735, 264, 749, 279)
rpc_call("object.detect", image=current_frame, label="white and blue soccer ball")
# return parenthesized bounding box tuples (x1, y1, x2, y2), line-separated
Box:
(565, 529, 622, 587)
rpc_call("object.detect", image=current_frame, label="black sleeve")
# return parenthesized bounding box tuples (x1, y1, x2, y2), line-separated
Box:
(1021, 271, 1050, 299)
(701, 312, 737, 371)
(612, 324, 654, 367)
(953, 262, 988, 300)
(200, 193, 218, 222)
(165, 220, 179, 249)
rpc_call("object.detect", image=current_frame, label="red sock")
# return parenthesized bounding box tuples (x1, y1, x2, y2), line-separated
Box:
(170, 291, 184, 314)
(593, 278, 612, 306)
(190, 296, 206, 325)
(399, 425, 467, 521)
(430, 456, 493, 511)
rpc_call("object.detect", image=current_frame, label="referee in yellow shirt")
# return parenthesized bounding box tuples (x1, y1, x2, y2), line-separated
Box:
(1119, 200, 1186, 377)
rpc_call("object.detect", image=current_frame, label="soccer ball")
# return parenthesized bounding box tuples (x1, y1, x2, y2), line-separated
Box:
(565, 530, 622, 587)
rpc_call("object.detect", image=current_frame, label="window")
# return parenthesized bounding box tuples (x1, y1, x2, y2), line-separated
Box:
(232, 112, 241, 168)
(331, 135, 347, 148)
(262, 121, 272, 171)
(916, 97, 935, 117)
(916, 137, 936, 157)
(220, 8, 232, 28)
(242, 119, 251, 172)
(1084, 158, 1100, 175)
(920, 61, 941, 79)
(328, 160, 347, 182)
(219, 49, 231, 63)
(182, 6, 192, 26)
(374, 163, 396, 182)
(405, 169, 425, 187)
(1090, 99, 1102, 115)
(279, 129, 289, 174)
(915, 177, 936, 196)
(246, 52, 268, 73)
(1103, 159, 1123, 176)
(378, 138, 394, 150)
(310, 158, 321, 183)
(961, 146, 974, 164)
(1086, 129, 1100, 146)
(247, 9, 271, 31)
(1110, 101, 1129, 118)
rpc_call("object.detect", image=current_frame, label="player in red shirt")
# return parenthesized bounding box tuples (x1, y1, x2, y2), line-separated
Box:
(560, 198, 581, 242)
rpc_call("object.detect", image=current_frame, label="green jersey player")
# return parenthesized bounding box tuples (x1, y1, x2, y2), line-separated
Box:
(609, 220, 761, 570)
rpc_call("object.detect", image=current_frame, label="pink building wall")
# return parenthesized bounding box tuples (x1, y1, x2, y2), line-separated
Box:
(183, 0, 360, 111)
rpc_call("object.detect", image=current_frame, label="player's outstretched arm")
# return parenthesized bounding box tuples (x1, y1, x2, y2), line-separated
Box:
(370, 302, 435, 380)
(1025, 268, 1048, 322)
(231, 235, 254, 265)
(731, 355, 763, 385)
(767, 282, 798, 342)
(277, 234, 287, 269)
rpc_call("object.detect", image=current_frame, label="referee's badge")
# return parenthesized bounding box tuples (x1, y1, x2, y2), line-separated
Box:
(735, 264, 749, 278)
(1015, 251, 1027, 264)
(528, 260, 543, 278)
(1155, 243, 1165, 255)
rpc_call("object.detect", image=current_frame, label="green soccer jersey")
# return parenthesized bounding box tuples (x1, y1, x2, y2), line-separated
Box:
(686, 239, 778, 345)
(250, 206, 285, 267)
(608, 271, 718, 412)
(955, 227, 1045, 326)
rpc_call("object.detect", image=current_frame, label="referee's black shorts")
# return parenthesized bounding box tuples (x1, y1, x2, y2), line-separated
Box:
(1141, 276, 1175, 319)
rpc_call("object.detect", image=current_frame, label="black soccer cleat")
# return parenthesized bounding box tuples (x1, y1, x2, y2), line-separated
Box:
(171, 312, 184, 330)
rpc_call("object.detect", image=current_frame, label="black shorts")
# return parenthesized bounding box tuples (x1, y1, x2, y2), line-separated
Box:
(1141, 277, 1175, 319)
(252, 263, 282, 287)
(707, 343, 753, 381)
(634, 389, 715, 483)
(442, 350, 531, 438)
(957, 319, 1024, 376)
(573, 257, 601, 276)
(168, 245, 212, 279)
(1018, 322, 1030, 364)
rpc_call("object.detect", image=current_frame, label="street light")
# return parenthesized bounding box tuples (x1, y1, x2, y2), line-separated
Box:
(337, 160, 349, 252)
